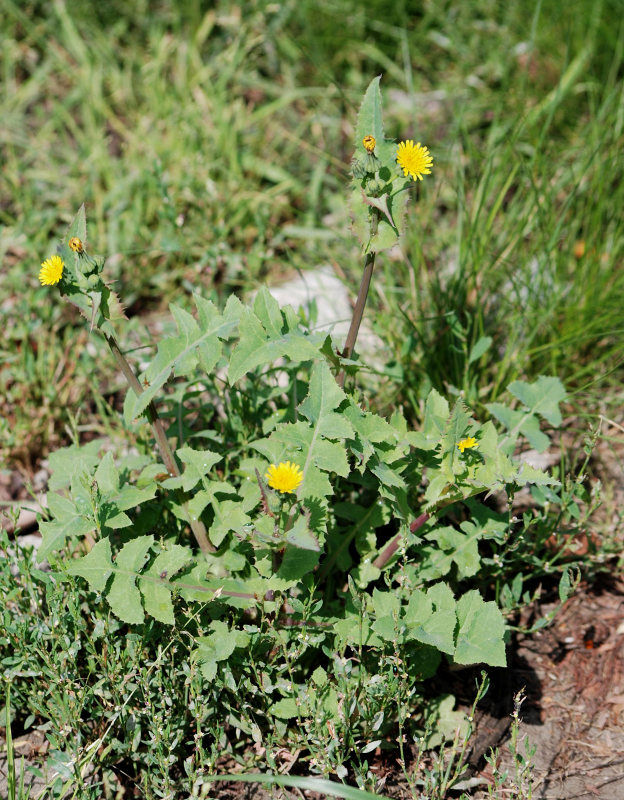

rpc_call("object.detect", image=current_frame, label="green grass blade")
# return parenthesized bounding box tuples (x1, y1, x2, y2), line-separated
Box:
(205, 773, 389, 799)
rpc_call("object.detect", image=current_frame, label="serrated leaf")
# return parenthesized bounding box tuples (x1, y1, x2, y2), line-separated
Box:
(454, 590, 506, 667)
(170, 447, 223, 492)
(141, 544, 192, 625)
(517, 463, 559, 486)
(66, 204, 87, 244)
(66, 538, 114, 592)
(349, 187, 372, 248)
(270, 698, 300, 720)
(298, 361, 352, 438)
(103, 511, 132, 529)
(209, 500, 252, 547)
(362, 192, 395, 228)
(94, 452, 119, 495)
(113, 484, 157, 511)
(227, 307, 323, 384)
(427, 525, 481, 579)
(409, 388, 450, 450)
(403, 589, 456, 654)
(368, 218, 398, 253)
(107, 537, 153, 624)
(38, 515, 96, 560)
(441, 399, 471, 458)
(355, 75, 385, 145)
(508, 376, 566, 426)
(124, 300, 234, 423)
(48, 440, 104, 490)
(253, 287, 283, 338)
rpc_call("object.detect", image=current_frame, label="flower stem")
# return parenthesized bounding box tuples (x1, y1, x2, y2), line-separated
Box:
(337, 208, 379, 389)
(372, 513, 429, 570)
(103, 332, 215, 554)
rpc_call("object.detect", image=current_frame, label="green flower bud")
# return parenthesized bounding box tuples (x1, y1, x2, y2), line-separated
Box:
(351, 154, 367, 180)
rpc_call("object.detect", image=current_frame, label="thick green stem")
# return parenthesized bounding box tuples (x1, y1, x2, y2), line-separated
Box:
(104, 333, 215, 555)
(337, 208, 379, 389)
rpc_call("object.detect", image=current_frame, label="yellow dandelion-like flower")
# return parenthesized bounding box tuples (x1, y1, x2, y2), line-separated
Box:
(265, 461, 304, 494)
(396, 140, 433, 181)
(69, 237, 84, 253)
(38, 254, 64, 286)
(457, 437, 478, 453)
(362, 135, 376, 153)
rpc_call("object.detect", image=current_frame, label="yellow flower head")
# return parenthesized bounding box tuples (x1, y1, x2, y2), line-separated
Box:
(457, 437, 478, 453)
(69, 237, 84, 253)
(396, 140, 433, 181)
(265, 461, 304, 494)
(362, 135, 376, 153)
(39, 254, 64, 286)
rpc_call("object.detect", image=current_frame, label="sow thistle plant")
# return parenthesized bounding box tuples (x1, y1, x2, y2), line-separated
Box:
(36, 77, 580, 772)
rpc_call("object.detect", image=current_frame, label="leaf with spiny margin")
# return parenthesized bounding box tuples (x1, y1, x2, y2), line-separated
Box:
(252, 361, 353, 500)
(298, 361, 352, 438)
(349, 188, 371, 249)
(441, 398, 472, 460)
(106, 537, 153, 624)
(279, 536, 321, 581)
(38, 514, 95, 561)
(518, 463, 560, 486)
(94, 452, 119, 495)
(509, 377, 566, 426)
(194, 621, 251, 680)
(270, 421, 349, 499)
(408, 388, 449, 450)
(345, 401, 397, 444)
(66, 537, 114, 593)
(209, 500, 252, 548)
(368, 189, 409, 253)
(99, 284, 127, 323)
(426, 525, 480, 579)
(253, 287, 283, 338)
(48, 440, 104, 490)
(160, 446, 222, 492)
(487, 403, 549, 452)
(124, 297, 235, 423)
(454, 590, 506, 667)
(227, 307, 324, 385)
(142, 544, 193, 625)
(369, 457, 406, 489)
(344, 400, 398, 469)
(355, 75, 385, 145)
(403, 589, 456, 655)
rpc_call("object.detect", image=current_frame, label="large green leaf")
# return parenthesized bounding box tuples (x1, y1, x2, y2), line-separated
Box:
(355, 76, 385, 145)
(67, 536, 194, 625)
(454, 590, 506, 667)
(124, 296, 237, 423)
(228, 293, 324, 384)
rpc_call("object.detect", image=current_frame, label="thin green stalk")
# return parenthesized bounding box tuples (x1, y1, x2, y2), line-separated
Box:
(103, 332, 215, 554)
(337, 208, 379, 389)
